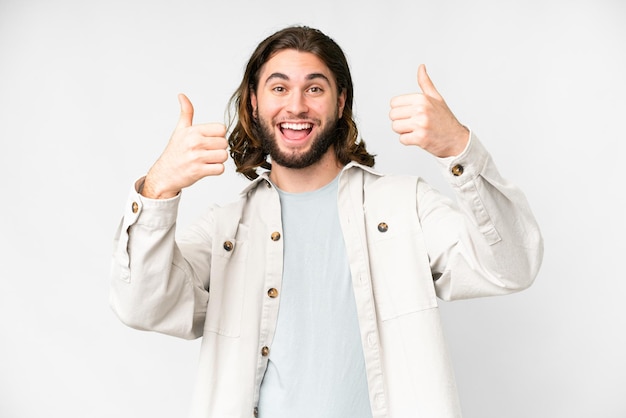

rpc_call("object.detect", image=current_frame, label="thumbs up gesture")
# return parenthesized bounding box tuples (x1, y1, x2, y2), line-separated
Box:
(142, 94, 229, 199)
(389, 65, 469, 158)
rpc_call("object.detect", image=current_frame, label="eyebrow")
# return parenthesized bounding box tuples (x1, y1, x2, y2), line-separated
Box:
(264, 72, 331, 85)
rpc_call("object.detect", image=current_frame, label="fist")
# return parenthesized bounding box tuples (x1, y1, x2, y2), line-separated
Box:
(389, 64, 469, 158)
(142, 94, 229, 199)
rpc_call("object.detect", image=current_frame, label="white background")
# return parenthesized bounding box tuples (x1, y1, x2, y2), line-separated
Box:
(1, 0, 625, 417)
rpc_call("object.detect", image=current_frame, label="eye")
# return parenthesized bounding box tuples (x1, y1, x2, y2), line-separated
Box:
(272, 86, 286, 93)
(308, 86, 324, 95)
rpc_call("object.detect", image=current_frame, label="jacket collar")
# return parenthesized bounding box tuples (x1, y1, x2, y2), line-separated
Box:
(342, 161, 382, 177)
(238, 161, 383, 196)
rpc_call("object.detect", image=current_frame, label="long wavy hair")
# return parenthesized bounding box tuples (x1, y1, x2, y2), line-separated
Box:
(227, 26, 375, 180)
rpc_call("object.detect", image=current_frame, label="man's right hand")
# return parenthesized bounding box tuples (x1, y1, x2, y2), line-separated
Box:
(141, 94, 229, 199)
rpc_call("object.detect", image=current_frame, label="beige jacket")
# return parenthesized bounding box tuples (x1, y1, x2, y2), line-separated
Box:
(110, 133, 543, 418)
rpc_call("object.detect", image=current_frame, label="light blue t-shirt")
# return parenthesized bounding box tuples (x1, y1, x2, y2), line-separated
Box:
(257, 175, 372, 418)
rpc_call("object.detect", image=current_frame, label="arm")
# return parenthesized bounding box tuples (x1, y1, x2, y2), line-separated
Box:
(109, 185, 215, 339)
(109, 94, 228, 338)
(390, 65, 543, 299)
(419, 133, 543, 299)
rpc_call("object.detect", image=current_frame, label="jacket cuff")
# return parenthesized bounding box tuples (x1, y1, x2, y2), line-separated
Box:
(123, 177, 181, 229)
(436, 130, 490, 188)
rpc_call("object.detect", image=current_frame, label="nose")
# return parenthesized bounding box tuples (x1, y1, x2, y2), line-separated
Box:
(285, 91, 308, 116)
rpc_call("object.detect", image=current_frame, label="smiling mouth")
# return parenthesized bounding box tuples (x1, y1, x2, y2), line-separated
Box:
(279, 122, 313, 141)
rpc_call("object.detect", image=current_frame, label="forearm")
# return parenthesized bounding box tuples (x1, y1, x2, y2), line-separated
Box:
(109, 185, 210, 339)
(424, 132, 544, 300)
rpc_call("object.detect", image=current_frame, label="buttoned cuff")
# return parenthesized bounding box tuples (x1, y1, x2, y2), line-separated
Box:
(436, 130, 490, 188)
(113, 178, 182, 282)
(124, 176, 181, 229)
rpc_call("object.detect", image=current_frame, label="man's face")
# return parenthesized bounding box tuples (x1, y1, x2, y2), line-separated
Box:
(251, 49, 346, 169)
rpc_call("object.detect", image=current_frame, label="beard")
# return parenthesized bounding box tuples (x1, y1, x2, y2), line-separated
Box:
(253, 114, 340, 169)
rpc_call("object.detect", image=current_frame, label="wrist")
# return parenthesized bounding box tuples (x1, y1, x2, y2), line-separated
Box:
(441, 124, 470, 158)
(140, 176, 180, 199)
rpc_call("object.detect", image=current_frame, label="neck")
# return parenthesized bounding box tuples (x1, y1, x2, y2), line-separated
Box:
(269, 147, 343, 193)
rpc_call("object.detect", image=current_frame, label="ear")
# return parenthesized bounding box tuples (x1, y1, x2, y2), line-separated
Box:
(337, 88, 346, 118)
(250, 90, 258, 118)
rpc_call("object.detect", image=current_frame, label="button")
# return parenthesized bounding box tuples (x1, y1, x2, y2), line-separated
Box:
(271, 231, 281, 241)
(375, 392, 386, 408)
(267, 288, 279, 298)
(223, 241, 234, 252)
(367, 332, 377, 347)
(261, 346, 270, 356)
(377, 222, 388, 233)
(265, 180, 271, 188)
(451, 164, 464, 176)
(254, 406, 258, 417)
(131, 201, 139, 213)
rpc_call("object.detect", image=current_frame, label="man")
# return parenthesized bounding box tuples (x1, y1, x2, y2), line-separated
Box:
(110, 26, 543, 418)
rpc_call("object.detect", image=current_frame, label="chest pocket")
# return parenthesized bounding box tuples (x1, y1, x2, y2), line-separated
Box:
(205, 199, 248, 338)
(365, 176, 437, 321)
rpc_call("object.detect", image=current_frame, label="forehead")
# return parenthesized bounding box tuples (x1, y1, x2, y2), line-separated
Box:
(258, 49, 335, 85)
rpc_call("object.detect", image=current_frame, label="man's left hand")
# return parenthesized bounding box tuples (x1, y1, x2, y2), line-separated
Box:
(389, 64, 469, 158)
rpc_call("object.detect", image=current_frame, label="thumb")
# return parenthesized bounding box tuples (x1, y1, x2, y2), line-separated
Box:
(417, 64, 442, 100)
(176, 93, 194, 129)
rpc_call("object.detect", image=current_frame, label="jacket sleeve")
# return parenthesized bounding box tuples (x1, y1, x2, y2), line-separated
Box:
(419, 131, 544, 300)
(109, 183, 213, 339)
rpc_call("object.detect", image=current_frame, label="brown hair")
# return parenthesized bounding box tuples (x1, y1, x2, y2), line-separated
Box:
(227, 26, 375, 180)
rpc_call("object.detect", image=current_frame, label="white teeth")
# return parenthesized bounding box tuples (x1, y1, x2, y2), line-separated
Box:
(280, 122, 312, 130)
